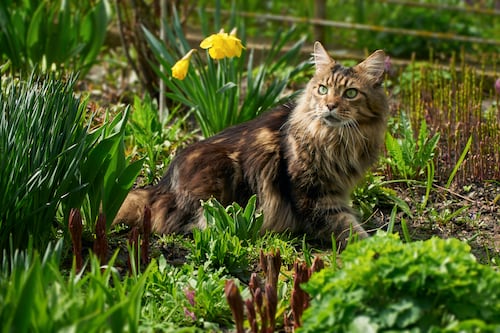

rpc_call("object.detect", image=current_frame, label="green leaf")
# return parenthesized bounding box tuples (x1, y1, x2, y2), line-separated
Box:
(446, 134, 472, 188)
(217, 81, 238, 94)
(103, 158, 144, 228)
(80, 0, 110, 69)
(385, 131, 408, 178)
(26, 1, 45, 64)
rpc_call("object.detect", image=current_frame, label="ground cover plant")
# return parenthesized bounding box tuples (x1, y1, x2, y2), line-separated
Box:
(0, 1, 499, 332)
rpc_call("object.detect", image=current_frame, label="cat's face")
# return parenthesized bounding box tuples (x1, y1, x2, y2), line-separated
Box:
(305, 42, 387, 128)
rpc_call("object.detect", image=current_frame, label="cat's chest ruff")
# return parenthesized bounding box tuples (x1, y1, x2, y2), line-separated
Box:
(284, 120, 367, 189)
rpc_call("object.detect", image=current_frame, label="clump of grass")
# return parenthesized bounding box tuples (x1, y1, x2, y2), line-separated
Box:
(0, 73, 143, 254)
(0, 74, 88, 251)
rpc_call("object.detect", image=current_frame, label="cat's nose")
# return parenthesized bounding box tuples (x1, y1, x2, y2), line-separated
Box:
(327, 103, 338, 111)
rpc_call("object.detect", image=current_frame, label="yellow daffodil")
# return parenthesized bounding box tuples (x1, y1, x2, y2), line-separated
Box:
(200, 29, 244, 60)
(171, 49, 196, 80)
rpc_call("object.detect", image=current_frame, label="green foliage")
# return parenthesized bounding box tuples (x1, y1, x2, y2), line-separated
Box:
(125, 94, 192, 184)
(0, 74, 88, 251)
(71, 106, 144, 231)
(360, 3, 486, 57)
(142, 257, 233, 330)
(385, 113, 440, 180)
(316, 1, 498, 58)
(396, 62, 452, 96)
(189, 195, 263, 274)
(204, 195, 264, 243)
(0, 0, 110, 76)
(0, 74, 142, 252)
(143, 5, 307, 137)
(0, 238, 234, 332)
(299, 232, 500, 332)
(0, 239, 147, 333)
(352, 173, 412, 220)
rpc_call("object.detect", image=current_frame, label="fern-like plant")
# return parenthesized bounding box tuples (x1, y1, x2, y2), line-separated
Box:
(385, 112, 440, 180)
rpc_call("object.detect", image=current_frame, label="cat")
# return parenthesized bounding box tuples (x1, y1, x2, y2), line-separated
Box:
(114, 41, 389, 249)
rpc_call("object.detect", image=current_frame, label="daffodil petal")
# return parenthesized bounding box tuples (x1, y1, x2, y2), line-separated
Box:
(201, 30, 245, 59)
(208, 47, 226, 60)
(200, 34, 217, 49)
(171, 58, 189, 80)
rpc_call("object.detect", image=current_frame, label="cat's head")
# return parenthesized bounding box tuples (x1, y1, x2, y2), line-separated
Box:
(299, 42, 388, 128)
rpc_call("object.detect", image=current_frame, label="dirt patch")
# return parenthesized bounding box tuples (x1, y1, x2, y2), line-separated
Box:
(368, 181, 499, 263)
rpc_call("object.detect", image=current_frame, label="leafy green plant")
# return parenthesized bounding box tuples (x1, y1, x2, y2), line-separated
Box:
(352, 173, 412, 220)
(299, 232, 500, 332)
(188, 195, 263, 274)
(143, 5, 307, 137)
(385, 112, 440, 180)
(203, 195, 264, 243)
(70, 106, 144, 232)
(0, 0, 110, 76)
(125, 93, 192, 184)
(140, 256, 233, 331)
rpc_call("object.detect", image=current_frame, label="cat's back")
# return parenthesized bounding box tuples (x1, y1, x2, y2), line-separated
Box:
(174, 103, 293, 166)
(160, 103, 293, 188)
(204, 103, 293, 147)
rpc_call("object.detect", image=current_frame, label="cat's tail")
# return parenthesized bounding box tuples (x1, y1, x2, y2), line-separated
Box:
(113, 188, 152, 231)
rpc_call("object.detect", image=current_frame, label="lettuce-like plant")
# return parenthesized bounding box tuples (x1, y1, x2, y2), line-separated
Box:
(299, 232, 500, 332)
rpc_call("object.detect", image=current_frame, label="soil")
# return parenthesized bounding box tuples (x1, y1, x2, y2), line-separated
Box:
(368, 181, 499, 264)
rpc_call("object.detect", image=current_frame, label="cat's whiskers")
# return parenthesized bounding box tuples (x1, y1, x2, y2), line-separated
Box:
(349, 119, 370, 156)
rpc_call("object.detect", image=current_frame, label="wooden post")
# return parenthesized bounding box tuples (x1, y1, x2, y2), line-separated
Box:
(314, 0, 326, 42)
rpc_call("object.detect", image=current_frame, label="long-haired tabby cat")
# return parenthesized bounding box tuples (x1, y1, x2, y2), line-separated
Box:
(114, 42, 389, 248)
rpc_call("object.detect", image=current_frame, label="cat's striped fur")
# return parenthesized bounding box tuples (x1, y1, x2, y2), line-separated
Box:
(114, 42, 389, 248)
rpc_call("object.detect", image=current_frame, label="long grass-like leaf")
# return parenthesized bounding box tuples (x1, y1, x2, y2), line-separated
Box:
(386, 205, 398, 234)
(0, 74, 88, 251)
(421, 161, 435, 209)
(446, 134, 473, 188)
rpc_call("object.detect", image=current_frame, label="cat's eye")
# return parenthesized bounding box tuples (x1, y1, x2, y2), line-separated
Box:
(344, 88, 358, 99)
(318, 85, 328, 95)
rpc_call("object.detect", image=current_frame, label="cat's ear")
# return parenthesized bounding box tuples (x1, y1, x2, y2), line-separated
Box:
(356, 50, 386, 84)
(313, 41, 334, 73)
